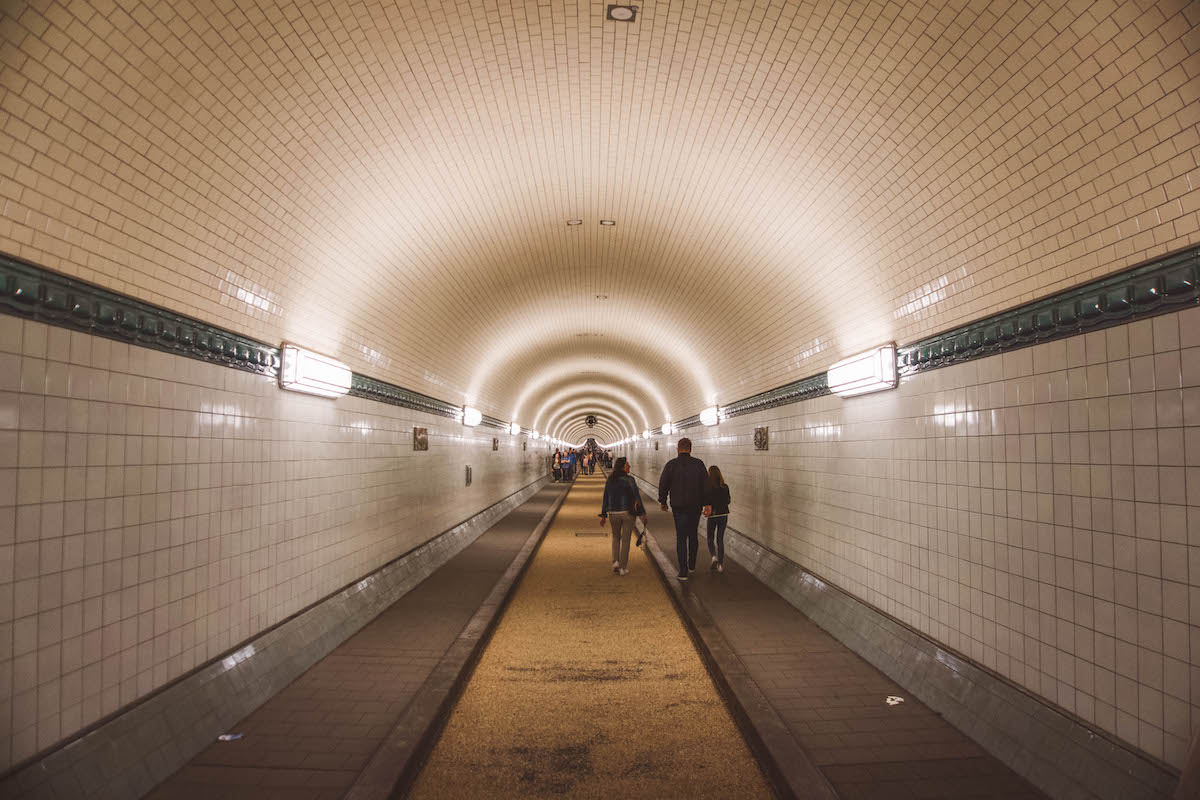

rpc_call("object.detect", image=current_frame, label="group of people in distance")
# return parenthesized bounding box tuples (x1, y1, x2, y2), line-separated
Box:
(552, 447, 612, 482)
(598, 437, 730, 580)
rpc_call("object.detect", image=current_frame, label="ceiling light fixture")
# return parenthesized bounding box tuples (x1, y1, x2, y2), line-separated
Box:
(642, 430, 651, 439)
(462, 406, 483, 427)
(566, 219, 583, 226)
(661, 422, 673, 435)
(595, 294, 608, 300)
(828, 344, 898, 397)
(700, 407, 720, 426)
(599, 219, 616, 226)
(509, 422, 521, 435)
(606, 5, 637, 22)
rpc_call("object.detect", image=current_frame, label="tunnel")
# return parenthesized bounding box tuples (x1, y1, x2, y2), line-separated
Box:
(0, 1, 1198, 798)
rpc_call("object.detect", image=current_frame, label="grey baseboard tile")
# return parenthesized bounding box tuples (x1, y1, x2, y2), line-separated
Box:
(0, 475, 553, 800)
(717, 525, 1177, 800)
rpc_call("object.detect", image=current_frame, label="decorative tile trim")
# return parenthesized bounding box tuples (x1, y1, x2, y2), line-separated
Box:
(673, 245, 1199, 429)
(897, 245, 1199, 374)
(0, 251, 279, 376)
(349, 373, 461, 419)
(722, 372, 830, 418)
(0, 251, 513, 429)
(678, 373, 830, 430)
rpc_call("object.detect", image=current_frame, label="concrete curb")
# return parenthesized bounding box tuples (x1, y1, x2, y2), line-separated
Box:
(640, 528, 840, 800)
(346, 483, 572, 800)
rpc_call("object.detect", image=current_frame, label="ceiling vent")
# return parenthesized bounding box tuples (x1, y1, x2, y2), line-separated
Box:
(606, 5, 637, 22)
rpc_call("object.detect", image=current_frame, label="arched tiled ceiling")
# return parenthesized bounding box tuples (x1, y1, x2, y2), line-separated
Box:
(510, 360, 671, 431)
(0, 1, 1194, 431)
(542, 398, 638, 442)
(529, 377, 660, 432)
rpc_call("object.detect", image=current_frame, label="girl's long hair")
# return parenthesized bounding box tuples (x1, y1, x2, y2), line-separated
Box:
(708, 465, 725, 487)
(608, 457, 628, 483)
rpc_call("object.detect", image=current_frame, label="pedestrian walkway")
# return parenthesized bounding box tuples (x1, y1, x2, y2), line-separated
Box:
(639, 504, 1047, 800)
(144, 483, 567, 800)
(410, 473, 770, 799)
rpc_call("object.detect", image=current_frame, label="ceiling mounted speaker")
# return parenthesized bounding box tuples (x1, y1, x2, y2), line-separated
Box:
(606, 5, 637, 22)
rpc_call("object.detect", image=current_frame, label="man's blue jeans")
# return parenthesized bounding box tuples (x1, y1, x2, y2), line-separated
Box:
(673, 509, 701, 575)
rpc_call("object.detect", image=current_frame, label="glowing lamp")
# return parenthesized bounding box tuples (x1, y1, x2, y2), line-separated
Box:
(699, 407, 719, 426)
(828, 344, 897, 397)
(509, 422, 520, 435)
(661, 422, 673, 435)
(279, 344, 352, 398)
(462, 406, 483, 426)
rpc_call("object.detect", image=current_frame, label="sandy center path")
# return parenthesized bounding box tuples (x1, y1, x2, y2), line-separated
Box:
(410, 472, 771, 799)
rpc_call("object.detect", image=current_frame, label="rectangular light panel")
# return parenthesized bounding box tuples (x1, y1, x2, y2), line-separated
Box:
(280, 344, 353, 398)
(827, 344, 897, 397)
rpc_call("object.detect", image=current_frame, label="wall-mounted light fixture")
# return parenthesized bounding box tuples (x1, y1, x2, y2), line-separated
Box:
(642, 430, 651, 439)
(828, 344, 897, 397)
(462, 406, 483, 426)
(531, 430, 540, 440)
(279, 344, 352, 398)
(661, 422, 673, 435)
(700, 406, 720, 426)
(509, 422, 521, 435)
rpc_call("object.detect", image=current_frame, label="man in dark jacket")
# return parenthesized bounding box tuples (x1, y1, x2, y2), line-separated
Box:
(657, 438, 711, 580)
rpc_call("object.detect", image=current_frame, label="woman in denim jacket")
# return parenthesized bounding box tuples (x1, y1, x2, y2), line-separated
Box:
(599, 457, 647, 575)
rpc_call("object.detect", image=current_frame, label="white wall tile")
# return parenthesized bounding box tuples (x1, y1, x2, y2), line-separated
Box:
(625, 311, 1198, 769)
(0, 322, 549, 768)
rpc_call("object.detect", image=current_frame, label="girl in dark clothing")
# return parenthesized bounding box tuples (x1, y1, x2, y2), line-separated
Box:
(705, 465, 731, 572)
(599, 457, 647, 575)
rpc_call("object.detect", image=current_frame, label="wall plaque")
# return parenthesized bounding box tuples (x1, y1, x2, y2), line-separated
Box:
(492, 437, 499, 451)
(754, 426, 769, 450)
(413, 427, 428, 451)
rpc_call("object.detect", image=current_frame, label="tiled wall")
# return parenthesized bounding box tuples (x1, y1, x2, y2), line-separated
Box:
(0, 316, 547, 770)
(627, 305, 1200, 770)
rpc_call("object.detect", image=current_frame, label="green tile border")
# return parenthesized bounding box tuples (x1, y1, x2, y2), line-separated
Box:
(0, 251, 279, 376)
(897, 245, 1200, 374)
(678, 244, 1199, 429)
(7, 243, 1196, 433)
(0, 250, 513, 429)
(347, 373, 460, 420)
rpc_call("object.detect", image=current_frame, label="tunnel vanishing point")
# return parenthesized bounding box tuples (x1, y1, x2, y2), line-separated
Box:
(0, 1, 1199, 798)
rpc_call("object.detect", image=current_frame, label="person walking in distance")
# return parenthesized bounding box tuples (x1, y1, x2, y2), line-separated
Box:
(657, 438, 711, 581)
(705, 465, 731, 573)
(599, 457, 647, 576)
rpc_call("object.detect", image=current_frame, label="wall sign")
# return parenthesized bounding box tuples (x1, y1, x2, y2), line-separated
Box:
(754, 427, 769, 450)
(492, 437, 499, 451)
(413, 427, 428, 451)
